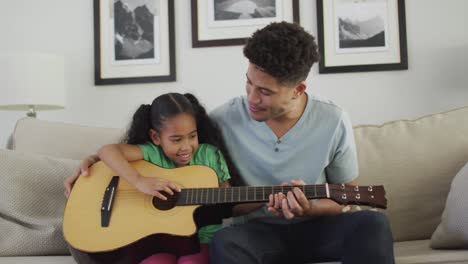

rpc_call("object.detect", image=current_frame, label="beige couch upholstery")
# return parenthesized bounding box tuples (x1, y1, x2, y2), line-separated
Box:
(1, 105, 468, 264)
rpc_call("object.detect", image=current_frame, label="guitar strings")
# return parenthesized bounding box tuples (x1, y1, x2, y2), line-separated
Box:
(115, 186, 331, 204)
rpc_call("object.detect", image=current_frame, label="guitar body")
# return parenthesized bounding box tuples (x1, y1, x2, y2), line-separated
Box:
(63, 161, 219, 253)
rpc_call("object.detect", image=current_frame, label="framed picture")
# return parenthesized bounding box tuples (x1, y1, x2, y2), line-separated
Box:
(94, 0, 175, 85)
(316, 0, 408, 73)
(191, 0, 300, 48)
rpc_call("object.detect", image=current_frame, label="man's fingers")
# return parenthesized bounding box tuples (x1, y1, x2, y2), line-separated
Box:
(287, 191, 304, 216)
(81, 167, 89, 176)
(293, 187, 309, 208)
(267, 206, 282, 217)
(268, 194, 274, 207)
(291, 179, 305, 186)
(281, 199, 294, 219)
(274, 193, 281, 209)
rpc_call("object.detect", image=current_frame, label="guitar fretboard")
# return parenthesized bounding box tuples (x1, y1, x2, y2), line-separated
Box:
(175, 185, 329, 205)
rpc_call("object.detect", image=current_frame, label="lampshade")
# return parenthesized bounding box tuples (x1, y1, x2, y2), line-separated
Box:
(0, 53, 65, 117)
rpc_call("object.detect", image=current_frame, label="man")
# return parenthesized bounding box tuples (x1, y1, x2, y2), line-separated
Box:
(65, 22, 394, 264)
(208, 22, 394, 264)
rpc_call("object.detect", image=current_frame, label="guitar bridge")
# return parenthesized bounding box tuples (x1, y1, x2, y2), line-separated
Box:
(101, 176, 119, 227)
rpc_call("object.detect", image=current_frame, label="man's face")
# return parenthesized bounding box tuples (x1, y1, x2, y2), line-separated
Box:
(245, 63, 299, 122)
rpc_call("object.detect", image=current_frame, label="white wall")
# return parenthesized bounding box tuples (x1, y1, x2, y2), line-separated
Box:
(1, 0, 467, 149)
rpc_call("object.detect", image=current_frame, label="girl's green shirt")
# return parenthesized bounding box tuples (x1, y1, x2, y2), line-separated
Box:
(138, 143, 231, 244)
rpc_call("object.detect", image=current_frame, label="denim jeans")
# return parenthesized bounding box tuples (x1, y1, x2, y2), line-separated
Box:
(209, 210, 394, 264)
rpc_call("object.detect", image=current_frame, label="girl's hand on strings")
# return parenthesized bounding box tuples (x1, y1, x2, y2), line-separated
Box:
(135, 176, 181, 200)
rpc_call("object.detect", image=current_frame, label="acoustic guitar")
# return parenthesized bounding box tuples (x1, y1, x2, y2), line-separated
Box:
(63, 160, 387, 253)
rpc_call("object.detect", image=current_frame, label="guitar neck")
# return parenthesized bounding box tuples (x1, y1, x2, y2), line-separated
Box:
(175, 184, 329, 206)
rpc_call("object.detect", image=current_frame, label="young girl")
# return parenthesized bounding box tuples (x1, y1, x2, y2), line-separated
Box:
(65, 93, 237, 264)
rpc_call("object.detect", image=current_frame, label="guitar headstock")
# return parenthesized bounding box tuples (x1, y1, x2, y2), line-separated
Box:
(328, 184, 387, 209)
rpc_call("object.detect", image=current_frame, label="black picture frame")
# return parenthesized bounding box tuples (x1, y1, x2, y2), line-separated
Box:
(94, 0, 176, 85)
(191, 0, 300, 48)
(316, 0, 408, 74)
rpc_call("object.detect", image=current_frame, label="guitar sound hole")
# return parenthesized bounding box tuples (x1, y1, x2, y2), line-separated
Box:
(152, 192, 179, 211)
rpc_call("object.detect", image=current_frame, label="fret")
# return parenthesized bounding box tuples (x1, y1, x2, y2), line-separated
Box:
(231, 187, 233, 202)
(314, 184, 317, 198)
(224, 187, 226, 203)
(262, 186, 265, 200)
(238, 187, 241, 202)
(185, 189, 189, 205)
(245, 186, 248, 202)
(190, 189, 193, 204)
(253, 186, 256, 201)
(217, 188, 220, 203)
(201, 188, 204, 204)
(211, 188, 214, 204)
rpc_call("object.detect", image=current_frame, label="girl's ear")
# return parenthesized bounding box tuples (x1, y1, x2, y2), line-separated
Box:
(149, 129, 160, 145)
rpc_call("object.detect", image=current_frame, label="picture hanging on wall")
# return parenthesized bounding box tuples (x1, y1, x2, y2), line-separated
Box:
(191, 0, 300, 48)
(94, 0, 175, 85)
(316, 0, 408, 73)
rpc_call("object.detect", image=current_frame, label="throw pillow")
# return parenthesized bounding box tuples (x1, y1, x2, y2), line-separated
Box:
(430, 162, 468, 249)
(0, 149, 79, 256)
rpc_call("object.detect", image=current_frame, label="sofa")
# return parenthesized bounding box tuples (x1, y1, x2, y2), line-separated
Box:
(1, 105, 468, 264)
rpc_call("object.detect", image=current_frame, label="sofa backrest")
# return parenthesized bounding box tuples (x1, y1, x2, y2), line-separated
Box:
(354, 106, 468, 241)
(10, 106, 468, 242)
(12, 118, 125, 160)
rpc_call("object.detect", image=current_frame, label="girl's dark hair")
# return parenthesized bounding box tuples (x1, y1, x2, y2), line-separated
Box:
(122, 93, 241, 186)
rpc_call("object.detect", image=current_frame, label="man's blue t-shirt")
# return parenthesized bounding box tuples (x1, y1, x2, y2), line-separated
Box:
(210, 94, 358, 224)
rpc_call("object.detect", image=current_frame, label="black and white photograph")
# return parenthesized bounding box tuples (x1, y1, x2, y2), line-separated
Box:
(208, 0, 281, 28)
(112, 0, 160, 64)
(214, 0, 276, 21)
(316, 0, 407, 73)
(94, 0, 175, 85)
(335, 0, 388, 53)
(192, 0, 298, 47)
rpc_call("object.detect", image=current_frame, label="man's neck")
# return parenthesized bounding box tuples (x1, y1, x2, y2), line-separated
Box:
(266, 94, 308, 139)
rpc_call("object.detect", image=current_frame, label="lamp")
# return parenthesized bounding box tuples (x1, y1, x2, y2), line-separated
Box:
(0, 53, 65, 118)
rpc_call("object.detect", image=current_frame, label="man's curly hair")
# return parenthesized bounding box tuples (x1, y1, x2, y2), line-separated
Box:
(243, 22, 320, 85)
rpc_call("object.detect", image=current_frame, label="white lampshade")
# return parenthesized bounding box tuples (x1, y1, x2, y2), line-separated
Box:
(0, 53, 65, 117)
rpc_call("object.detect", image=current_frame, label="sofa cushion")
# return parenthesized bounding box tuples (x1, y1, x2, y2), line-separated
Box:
(354, 106, 468, 241)
(430, 162, 468, 249)
(12, 117, 124, 160)
(0, 149, 79, 256)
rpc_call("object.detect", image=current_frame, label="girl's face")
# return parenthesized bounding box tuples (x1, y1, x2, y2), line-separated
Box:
(150, 112, 199, 167)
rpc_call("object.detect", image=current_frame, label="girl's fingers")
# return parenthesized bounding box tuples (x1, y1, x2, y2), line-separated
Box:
(163, 186, 174, 196)
(154, 191, 167, 200)
(167, 182, 181, 192)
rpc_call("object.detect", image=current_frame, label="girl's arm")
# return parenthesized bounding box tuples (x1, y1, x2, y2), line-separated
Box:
(98, 144, 180, 200)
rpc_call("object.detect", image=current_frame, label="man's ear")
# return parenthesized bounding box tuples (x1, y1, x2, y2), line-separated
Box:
(293, 81, 306, 98)
(149, 129, 160, 145)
